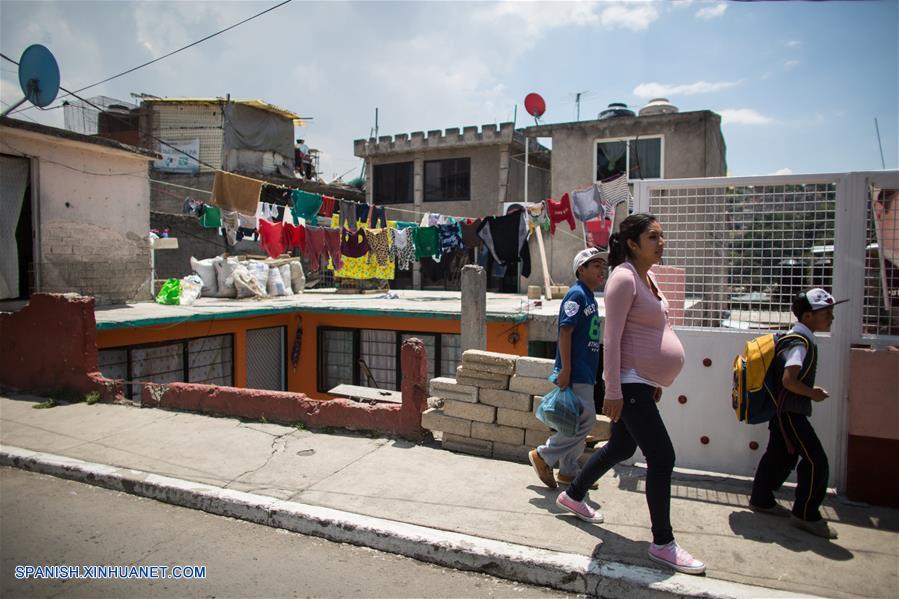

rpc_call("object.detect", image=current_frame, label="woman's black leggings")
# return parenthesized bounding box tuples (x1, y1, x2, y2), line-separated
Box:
(568, 383, 676, 545)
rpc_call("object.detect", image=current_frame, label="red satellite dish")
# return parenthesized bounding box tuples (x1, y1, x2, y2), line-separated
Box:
(524, 93, 546, 118)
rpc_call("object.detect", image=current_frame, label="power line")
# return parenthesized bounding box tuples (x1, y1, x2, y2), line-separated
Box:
(6, 0, 293, 116)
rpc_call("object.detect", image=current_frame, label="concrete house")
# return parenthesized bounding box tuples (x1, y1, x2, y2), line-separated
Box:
(522, 102, 727, 289)
(0, 117, 158, 305)
(98, 97, 365, 281)
(354, 122, 551, 291)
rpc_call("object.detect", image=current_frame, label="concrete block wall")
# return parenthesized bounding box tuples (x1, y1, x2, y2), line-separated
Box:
(422, 351, 609, 463)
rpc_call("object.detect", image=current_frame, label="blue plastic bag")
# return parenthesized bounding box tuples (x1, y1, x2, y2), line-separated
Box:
(535, 386, 582, 436)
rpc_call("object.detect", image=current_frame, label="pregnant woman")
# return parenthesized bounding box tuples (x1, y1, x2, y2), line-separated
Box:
(555, 213, 705, 576)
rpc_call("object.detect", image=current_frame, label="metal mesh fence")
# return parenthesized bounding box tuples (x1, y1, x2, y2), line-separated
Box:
(648, 183, 837, 330)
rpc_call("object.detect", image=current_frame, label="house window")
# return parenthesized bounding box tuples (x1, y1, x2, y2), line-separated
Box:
(424, 158, 470, 202)
(318, 328, 461, 392)
(373, 161, 413, 204)
(245, 326, 286, 391)
(596, 137, 662, 181)
(98, 334, 234, 400)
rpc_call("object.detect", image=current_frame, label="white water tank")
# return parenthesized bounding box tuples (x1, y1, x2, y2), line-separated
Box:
(639, 98, 679, 116)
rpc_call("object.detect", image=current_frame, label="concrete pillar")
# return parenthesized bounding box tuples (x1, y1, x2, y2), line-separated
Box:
(399, 337, 430, 442)
(461, 265, 487, 352)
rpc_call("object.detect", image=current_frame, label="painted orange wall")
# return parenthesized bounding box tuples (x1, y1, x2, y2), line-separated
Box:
(96, 311, 528, 399)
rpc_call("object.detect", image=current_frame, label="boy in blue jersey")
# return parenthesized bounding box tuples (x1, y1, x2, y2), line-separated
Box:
(529, 248, 607, 490)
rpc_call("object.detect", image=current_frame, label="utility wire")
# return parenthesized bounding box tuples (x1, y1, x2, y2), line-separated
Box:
(5, 0, 292, 116)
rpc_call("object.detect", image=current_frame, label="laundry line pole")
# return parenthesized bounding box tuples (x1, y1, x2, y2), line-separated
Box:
(523, 133, 553, 300)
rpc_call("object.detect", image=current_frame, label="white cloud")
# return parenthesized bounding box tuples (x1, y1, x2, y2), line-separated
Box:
(719, 109, 772, 125)
(696, 2, 727, 20)
(772, 168, 793, 175)
(784, 60, 800, 69)
(633, 80, 740, 98)
(786, 40, 802, 47)
(671, 0, 695, 9)
(599, 3, 660, 31)
(480, 1, 600, 37)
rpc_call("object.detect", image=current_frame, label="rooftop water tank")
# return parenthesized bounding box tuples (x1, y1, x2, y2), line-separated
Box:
(639, 98, 679, 116)
(598, 102, 636, 120)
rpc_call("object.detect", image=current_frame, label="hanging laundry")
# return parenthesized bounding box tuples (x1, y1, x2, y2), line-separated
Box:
(210, 171, 263, 215)
(338, 200, 358, 232)
(413, 226, 440, 260)
(292, 189, 323, 223)
(436, 223, 463, 256)
(528, 203, 550, 233)
(459, 218, 483, 248)
(394, 220, 417, 230)
(282, 222, 306, 252)
(366, 228, 392, 266)
(477, 211, 531, 278)
(571, 183, 602, 221)
(585, 218, 612, 248)
(260, 183, 292, 207)
(341, 228, 371, 259)
(200, 205, 221, 228)
(319, 195, 337, 218)
(366, 205, 388, 229)
(599, 174, 631, 213)
(303, 226, 327, 272)
(328, 215, 395, 280)
(220, 210, 240, 246)
(546, 193, 576, 234)
(258, 219, 286, 259)
(238, 213, 257, 230)
(183, 196, 203, 217)
(391, 227, 416, 270)
(324, 228, 343, 270)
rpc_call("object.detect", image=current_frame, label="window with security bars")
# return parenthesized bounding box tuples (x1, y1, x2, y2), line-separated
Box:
(246, 327, 286, 391)
(863, 187, 899, 337)
(318, 328, 459, 392)
(98, 334, 233, 400)
(648, 184, 837, 330)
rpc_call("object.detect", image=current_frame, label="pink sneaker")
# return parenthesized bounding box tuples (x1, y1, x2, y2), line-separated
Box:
(648, 541, 706, 575)
(555, 491, 603, 523)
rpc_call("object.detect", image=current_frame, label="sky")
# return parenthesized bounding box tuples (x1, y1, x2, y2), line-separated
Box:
(1, 0, 897, 182)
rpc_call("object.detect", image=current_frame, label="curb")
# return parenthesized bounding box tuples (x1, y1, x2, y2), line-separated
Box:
(1, 445, 811, 598)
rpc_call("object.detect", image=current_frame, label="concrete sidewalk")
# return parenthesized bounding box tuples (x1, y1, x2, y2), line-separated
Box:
(1, 394, 896, 598)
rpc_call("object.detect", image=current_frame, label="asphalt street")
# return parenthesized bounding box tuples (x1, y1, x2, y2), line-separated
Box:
(1, 467, 576, 598)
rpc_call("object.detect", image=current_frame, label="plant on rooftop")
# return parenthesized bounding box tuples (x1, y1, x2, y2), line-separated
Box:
(33, 398, 57, 410)
(84, 392, 100, 405)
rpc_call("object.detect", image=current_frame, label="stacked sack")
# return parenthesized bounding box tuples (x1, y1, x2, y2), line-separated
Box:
(423, 350, 610, 463)
(189, 255, 306, 300)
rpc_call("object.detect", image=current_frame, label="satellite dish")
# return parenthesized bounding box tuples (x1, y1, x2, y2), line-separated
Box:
(0, 44, 60, 117)
(524, 93, 546, 119)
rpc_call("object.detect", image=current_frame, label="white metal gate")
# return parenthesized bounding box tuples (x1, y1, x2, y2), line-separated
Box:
(632, 170, 899, 488)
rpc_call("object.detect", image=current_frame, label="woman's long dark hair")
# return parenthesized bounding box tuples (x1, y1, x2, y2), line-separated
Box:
(608, 213, 658, 269)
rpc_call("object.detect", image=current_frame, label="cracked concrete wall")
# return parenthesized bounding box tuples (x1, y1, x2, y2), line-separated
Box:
(2, 128, 154, 305)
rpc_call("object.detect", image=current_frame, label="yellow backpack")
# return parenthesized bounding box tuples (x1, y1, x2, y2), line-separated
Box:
(732, 333, 809, 424)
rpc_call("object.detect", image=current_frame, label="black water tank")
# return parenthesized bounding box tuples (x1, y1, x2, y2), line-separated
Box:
(598, 102, 635, 120)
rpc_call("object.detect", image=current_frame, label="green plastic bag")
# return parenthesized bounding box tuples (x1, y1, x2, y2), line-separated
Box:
(155, 278, 181, 305)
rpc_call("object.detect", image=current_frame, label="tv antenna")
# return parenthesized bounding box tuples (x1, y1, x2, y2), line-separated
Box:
(0, 45, 60, 117)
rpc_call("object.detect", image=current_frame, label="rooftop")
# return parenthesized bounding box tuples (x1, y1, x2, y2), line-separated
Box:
(92, 289, 581, 332)
(140, 97, 304, 124)
(0, 116, 160, 160)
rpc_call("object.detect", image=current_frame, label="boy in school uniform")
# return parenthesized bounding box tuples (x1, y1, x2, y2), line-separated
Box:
(529, 248, 607, 489)
(749, 288, 847, 539)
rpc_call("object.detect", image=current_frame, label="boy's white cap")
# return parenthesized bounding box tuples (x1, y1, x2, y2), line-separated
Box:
(800, 288, 849, 311)
(572, 247, 608, 276)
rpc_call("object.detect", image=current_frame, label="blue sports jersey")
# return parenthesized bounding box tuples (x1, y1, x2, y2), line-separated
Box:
(553, 280, 601, 385)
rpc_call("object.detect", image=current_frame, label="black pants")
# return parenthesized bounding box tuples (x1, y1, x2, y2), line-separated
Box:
(750, 412, 829, 522)
(569, 383, 676, 545)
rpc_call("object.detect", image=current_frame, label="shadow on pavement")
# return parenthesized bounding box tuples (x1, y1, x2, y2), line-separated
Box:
(727, 510, 854, 561)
